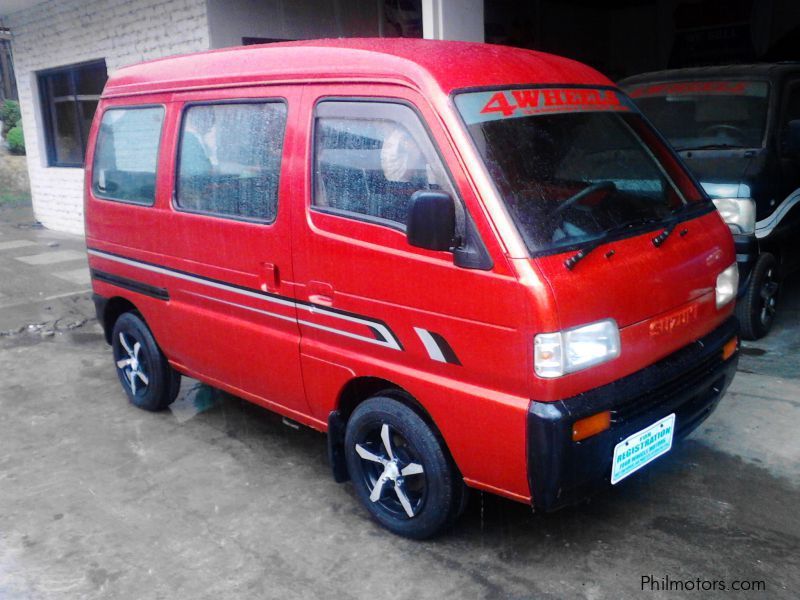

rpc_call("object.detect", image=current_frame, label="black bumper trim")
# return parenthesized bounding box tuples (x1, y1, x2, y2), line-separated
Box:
(734, 233, 758, 297)
(527, 318, 739, 512)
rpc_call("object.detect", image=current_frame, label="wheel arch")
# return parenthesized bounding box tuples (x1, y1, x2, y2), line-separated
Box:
(98, 295, 141, 344)
(327, 375, 461, 484)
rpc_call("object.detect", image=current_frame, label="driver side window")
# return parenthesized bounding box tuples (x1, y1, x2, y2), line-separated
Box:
(313, 101, 455, 228)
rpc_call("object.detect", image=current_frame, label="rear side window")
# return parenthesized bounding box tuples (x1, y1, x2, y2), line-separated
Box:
(175, 102, 287, 222)
(313, 101, 455, 228)
(92, 107, 164, 205)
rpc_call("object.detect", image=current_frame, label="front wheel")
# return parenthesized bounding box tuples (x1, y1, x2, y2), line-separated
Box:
(736, 252, 780, 340)
(344, 396, 464, 539)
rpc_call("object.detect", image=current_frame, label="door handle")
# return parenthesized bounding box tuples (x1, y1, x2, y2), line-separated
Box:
(259, 262, 280, 293)
(308, 281, 334, 306)
(308, 293, 334, 307)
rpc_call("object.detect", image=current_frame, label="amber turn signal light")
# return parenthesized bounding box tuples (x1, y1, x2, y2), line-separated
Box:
(572, 410, 611, 442)
(722, 336, 738, 361)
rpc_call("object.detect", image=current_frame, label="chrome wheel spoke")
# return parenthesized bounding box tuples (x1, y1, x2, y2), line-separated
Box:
(129, 370, 137, 395)
(359, 422, 423, 520)
(119, 333, 134, 356)
(133, 341, 141, 360)
(355, 443, 386, 465)
(401, 462, 424, 476)
(394, 482, 415, 517)
(370, 474, 389, 502)
(136, 370, 149, 386)
(116, 358, 132, 369)
(380, 423, 395, 460)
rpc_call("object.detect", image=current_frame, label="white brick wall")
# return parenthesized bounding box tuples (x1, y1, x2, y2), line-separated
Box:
(6, 0, 210, 235)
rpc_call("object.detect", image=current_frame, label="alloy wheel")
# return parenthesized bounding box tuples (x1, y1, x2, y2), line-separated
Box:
(758, 266, 779, 327)
(115, 332, 150, 396)
(354, 423, 426, 518)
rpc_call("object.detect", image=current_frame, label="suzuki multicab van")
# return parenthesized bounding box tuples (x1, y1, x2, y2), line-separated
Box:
(621, 64, 800, 340)
(85, 39, 740, 539)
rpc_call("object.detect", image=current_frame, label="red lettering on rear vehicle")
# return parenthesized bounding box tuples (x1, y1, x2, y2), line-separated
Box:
(628, 81, 757, 99)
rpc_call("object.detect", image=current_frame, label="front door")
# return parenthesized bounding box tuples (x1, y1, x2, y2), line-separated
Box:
(289, 84, 528, 423)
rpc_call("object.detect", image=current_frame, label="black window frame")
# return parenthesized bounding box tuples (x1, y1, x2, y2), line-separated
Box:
(173, 98, 288, 225)
(38, 59, 107, 168)
(778, 78, 800, 156)
(310, 97, 463, 234)
(91, 104, 167, 207)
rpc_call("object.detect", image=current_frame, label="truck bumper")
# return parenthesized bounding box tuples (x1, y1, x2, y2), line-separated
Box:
(527, 317, 739, 512)
(734, 233, 758, 297)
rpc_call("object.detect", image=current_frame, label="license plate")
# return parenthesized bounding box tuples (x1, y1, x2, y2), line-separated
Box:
(611, 413, 676, 485)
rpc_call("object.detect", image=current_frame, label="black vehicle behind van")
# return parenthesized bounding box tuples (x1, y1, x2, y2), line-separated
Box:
(620, 64, 800, 339)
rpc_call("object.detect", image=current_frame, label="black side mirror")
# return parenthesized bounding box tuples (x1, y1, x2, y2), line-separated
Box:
(786, 119, 800, 155)
(406, 190, 456, 251)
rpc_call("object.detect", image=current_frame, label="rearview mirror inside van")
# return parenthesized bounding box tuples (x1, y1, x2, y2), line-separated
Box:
(406, 190, 456, 252)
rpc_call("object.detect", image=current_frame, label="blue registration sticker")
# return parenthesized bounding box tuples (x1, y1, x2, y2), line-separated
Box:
(611, 413, 676, 485)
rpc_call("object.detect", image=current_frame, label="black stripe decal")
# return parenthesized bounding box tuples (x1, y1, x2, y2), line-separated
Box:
(91, 269, 169, 301)
(428, 331, 462, 366)
(87, 247, 403, 350)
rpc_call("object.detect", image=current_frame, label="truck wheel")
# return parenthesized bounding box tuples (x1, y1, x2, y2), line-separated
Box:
(111, 312, 180, 411)
(736, 252, 780, 340)
(345, 396, 463, 539)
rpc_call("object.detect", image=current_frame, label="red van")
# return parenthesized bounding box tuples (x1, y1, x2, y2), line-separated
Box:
(85, 39, 740, 539)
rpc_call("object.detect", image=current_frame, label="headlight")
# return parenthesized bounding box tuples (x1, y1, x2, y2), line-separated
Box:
(534, 319, 620, 378)
(716, 264, 739, 308)
(712, 198, 756, 235)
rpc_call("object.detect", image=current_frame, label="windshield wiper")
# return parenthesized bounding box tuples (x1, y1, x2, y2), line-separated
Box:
(563, 204, 699, 269)
(675, 143, 747, 151)
(652, 222, 677, 247)
(652, 203, 695, 247)
(563, 240, 603, 270)
(563, 216, 664, 271)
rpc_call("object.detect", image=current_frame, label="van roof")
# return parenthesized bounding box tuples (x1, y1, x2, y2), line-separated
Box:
(103, 38, 613, 98)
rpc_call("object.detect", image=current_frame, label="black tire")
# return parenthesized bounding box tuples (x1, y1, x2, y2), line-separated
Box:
(345, 396, 463, 539)
(736, 252, 780, 340)
(111, 312, 180, 411)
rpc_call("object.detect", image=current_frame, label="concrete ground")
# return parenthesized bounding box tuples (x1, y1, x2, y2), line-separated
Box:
(0, 203, 798, 599)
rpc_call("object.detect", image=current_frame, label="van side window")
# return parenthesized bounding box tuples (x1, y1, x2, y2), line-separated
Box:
(92, 107, 164, 205)
(784, 84, 800, 123)
(313, 101, 455, 228)
(176, 102, 287, 222)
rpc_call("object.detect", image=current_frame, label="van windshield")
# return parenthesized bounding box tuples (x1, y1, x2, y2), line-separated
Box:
(626, 80, 769, 151)
(455, 87, 701, 255)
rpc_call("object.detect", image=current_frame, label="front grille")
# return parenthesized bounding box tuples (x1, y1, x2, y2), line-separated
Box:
(610, 348, 723, 423)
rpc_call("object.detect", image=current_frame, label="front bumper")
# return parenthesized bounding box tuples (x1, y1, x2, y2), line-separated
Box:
(734, 233, 758, 297)
(527, 318, 738, 512)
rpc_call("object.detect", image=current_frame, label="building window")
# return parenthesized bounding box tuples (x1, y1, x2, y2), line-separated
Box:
(92, 107, 165, 205)
(175, 102, 287, 222)
(38, 60, 107, 167)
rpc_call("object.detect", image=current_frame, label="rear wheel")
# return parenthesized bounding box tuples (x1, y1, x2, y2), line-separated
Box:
(111, 312, 180, 411)
(736, 252, 780, 340)
(344, 396, 464, 539)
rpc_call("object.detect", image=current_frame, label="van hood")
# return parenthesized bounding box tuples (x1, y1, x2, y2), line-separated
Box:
(533, 209, 733, 332)
(679, 149, 756, 190)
